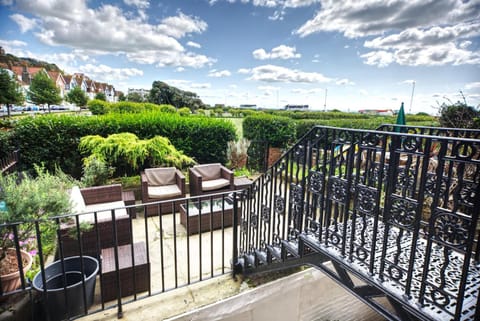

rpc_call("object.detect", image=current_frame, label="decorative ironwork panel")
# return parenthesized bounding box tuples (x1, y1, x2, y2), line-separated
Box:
(432, 209, 470, 249)
(328, 177, 348, 205)
(274, 195, 285, 215)
(308, 170, 324, 194)
(388, 196, 418, 229)
(355, 185, 378, 215)
(261, 205, 270, 222)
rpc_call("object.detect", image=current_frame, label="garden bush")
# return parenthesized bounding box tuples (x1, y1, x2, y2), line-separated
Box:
(11, 113, 236, 178)
(243, 114, 296, 148)
(87, 99, 109, 115)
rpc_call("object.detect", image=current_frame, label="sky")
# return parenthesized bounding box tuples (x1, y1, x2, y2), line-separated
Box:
(0, 0, 479, 114)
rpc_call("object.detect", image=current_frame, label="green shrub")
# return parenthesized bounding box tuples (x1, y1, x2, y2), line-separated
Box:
(178, 107, 191, 116)
(243, 114, 296, 148)
(159, 104, 177, 113)
(0, 130, 13, 160)
(80, 156, 115, 187)
(87, 99, 109, 115)
(12, 113, 236, 177)
(79, 132, 195, 175)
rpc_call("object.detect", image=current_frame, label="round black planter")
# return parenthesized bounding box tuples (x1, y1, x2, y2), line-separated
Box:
(32, 256, 98, 321)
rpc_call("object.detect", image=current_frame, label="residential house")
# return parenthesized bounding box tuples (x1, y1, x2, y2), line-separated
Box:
(47, 71, 66, 98)
(63, 75, 78, 92)
(73, 73, 88, 93)
(105, 84, 116, 102)
(85, 78, 96, 100)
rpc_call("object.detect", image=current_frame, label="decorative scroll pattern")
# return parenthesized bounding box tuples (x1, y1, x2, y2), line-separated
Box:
(389, 196, 418, 229)
(355, 185, 378, 215)
(459, 181, 478, 207)
(261, 205, 270, 222)
(328, 177, 348, 204)
(308, 170, 324, 194)
(433, 210, 470, 249)
(274, 195, 285, 215)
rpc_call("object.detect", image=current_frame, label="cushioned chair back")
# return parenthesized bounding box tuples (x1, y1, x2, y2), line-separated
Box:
(145, 167, 176, 186)
(193, 163, 221, 180)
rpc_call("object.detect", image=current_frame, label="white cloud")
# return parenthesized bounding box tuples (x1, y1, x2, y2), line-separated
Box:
(361, 51, 394, 67)
(208, 69, 232, 77)
(127, 50, 215, 68)
(124, 0, 149, 9)
(157, 13, 207, 39)
(76, 63, 143, 81)
(187, 41, 201, 49)
(10, 14, 37, 33)
(0, 39, 28, 48)
(210, 0, 320, 8)
(238, 68, 251, 74)
(191, 83, 212, 89)
(465, 82, 480, 90)
(253, 45, 301, 60)
(336, 78, 355, 86)
(294, 0, 480, 67)
(244, 64, 331, 83)
(12, 1, 213, 69)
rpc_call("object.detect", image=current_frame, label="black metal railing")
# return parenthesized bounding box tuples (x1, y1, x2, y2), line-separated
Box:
(236, 125, 480, 321)
(0, 191, 239, 320)
(0, 149, 19, 174)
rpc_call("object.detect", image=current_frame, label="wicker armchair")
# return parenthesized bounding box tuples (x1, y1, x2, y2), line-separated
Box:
(141, 167, 186, 216)
(188, 163, 234, 196)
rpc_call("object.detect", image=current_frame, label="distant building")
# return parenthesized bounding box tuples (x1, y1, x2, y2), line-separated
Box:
(239, 104, 257, 109)
(128, 88, 150, 100)
(284, 104, 309, 111)
(358, 109, 394, 116)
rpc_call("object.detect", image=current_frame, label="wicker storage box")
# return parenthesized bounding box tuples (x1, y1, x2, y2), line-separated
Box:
(100, 242, 150, 302)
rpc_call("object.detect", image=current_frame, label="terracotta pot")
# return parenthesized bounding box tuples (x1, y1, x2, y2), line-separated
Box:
(1, 249, 33, 293)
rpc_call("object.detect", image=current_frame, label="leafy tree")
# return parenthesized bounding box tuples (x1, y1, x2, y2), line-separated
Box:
(126, 92, 144, 102)
(148, 81, 205, 110)
(94, 92, 106, 101)
(28, 72, 61, 112)
(66, 86, 88, 108)
(118, 92, 126, 101)
(439, 102, 479, 129)
(87, 99, 109, 115)
(0, 69, 24, 117)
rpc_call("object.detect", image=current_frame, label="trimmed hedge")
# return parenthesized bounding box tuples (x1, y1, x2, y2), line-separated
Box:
(11, 113, 236, 177)
(243, 114, 296, 148)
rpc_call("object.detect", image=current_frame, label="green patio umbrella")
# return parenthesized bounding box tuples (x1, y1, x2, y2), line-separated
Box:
(395, 102, 406, 132)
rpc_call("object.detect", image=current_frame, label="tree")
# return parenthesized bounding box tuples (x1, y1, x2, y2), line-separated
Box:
(66, 86, 88, 108)
(439, 102, 479, 129)
(148, 81, 205, 110)
(28, 72, 61, 112)
(94, 92, 106, 101)
(0, 69, 24, 117)
(118, 93, 126, 101)
(126, 92, 144, 102)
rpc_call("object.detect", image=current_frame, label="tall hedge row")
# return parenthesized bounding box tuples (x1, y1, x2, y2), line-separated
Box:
(243, 114, 296, 148)
(11, 113, 236, 177)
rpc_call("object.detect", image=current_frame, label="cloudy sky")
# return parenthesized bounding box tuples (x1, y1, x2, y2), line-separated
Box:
(0, 0, 479, 114)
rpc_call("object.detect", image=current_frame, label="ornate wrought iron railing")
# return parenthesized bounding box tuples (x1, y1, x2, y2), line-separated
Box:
(235, 125, 480, 321)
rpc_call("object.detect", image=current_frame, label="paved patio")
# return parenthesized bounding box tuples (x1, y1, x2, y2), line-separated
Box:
(78, 209, 386, 321)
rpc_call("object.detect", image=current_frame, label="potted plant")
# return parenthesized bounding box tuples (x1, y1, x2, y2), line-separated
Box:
(0, 165, 71, 294)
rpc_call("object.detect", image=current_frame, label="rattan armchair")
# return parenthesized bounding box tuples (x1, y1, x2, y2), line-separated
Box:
(188, 163, 234, 196)
(141, 167, 186, 216)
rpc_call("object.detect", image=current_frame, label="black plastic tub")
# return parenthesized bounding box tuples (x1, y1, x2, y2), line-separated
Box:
(32, 256, 99, 321)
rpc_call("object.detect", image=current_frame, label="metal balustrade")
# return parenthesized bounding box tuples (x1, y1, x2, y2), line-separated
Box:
(235, 125, 480, 321)
(0, 192, 239, 320)
(1, 124, 479, 321)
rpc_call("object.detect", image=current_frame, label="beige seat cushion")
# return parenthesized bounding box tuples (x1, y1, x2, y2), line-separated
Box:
(202, 178, 230, 191)
(80, 201, 129, 223)
(69, 185, 86, 214)
(145, 167, 176, 186)
(148, 184, 182, 200)
(193, 163, 221, 180)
